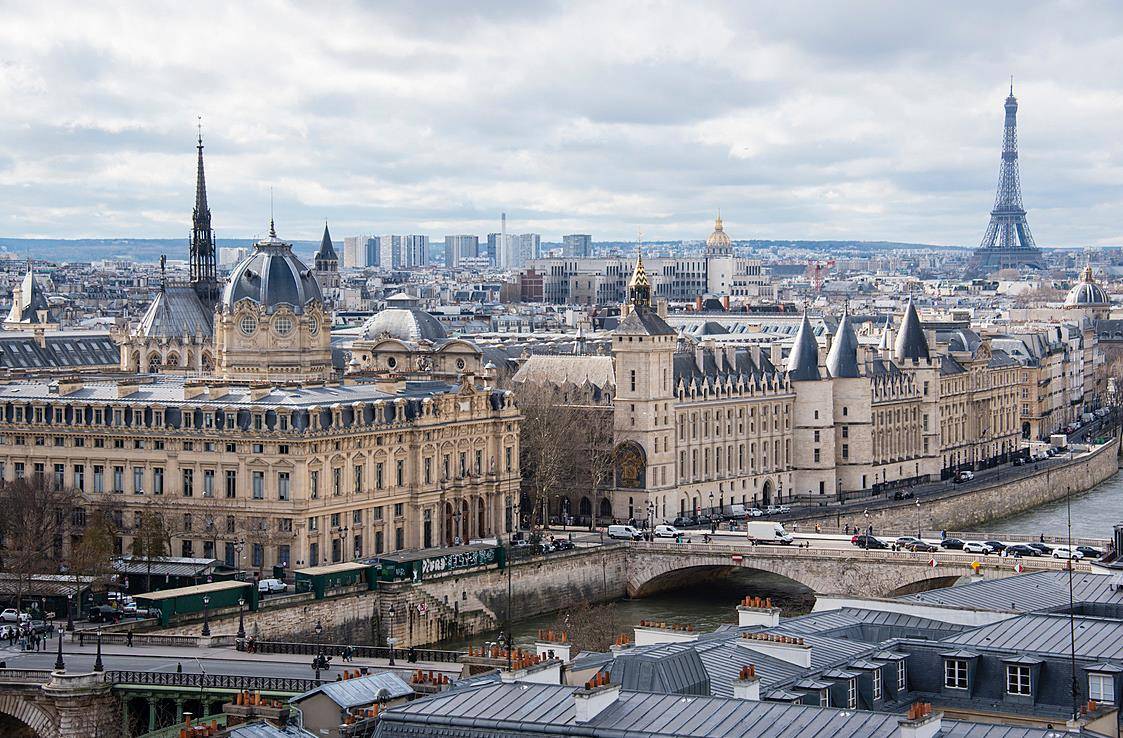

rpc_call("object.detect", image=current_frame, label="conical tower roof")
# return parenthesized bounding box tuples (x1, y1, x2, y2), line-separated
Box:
(316, 221, 338, 262)
(894, 298, 930, 362)
(825, 311, 860, 378)
(786, 313, 820, 381)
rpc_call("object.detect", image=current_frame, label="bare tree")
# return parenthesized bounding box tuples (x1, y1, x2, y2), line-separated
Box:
(512, 384, 582, 529)
(130, 503, 173, 593)
(0, 477, 76, 611)
(548, 600, 619, 654)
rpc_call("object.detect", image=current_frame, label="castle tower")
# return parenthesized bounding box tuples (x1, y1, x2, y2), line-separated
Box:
(893, 298, 941, 479)
(787, 313, 835, 505)
(611, 251, 677, 517)
(967, 83, 1045, 275)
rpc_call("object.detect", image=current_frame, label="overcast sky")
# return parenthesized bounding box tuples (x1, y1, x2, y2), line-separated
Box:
(1, 1, 1122, 246)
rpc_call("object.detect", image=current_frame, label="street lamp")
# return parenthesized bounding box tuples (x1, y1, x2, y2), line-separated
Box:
(915, 498, 921, 538)
(93, 627, 103, 672)
(201, 595, 211, 637)
(453, 506, 462, 546)
(236, 597, 246, 647)
(53, 631, 65, 672)
(387, 605, 396, 666)
(65, 593, 74, 632)
(314, 619, 324, 680)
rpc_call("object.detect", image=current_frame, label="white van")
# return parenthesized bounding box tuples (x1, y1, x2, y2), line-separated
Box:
(728, 504, 748, 519)
(746, 521, 794, 545)
(607, 524, 643, 541)
(654, 524, 684, 538)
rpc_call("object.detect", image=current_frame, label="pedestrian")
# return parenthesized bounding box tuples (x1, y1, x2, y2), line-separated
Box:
(941, 530, 947, 540)
(176, 663, 183, 673)
(1040, 533, 1045, 543)
(78, 632, 84, 647)
(126, 630, 134, 647)
(815, 523, 822, 534)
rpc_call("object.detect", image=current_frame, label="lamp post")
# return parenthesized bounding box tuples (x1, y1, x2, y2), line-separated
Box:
(93, 627, 103, 672)
(236, 597, 246, 647)
(335, 526, 349, 562)
(387, 605, 396, 666)
(453, 506, 462, 547)
(314, 619, 323, 680)
(201, 595, 211, 637)
(915, 498, 921, 538)
(65, 593, 74, 632)
(53, 631, 65, 672)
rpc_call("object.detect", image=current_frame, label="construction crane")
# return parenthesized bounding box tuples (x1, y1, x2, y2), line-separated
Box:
(807, 259, 835, 293)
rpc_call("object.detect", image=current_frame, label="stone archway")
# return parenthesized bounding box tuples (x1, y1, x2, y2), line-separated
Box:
(761, 479, 773, 507)
(0, 693, 58, 738)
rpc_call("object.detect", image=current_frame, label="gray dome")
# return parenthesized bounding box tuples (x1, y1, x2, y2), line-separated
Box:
(1065, 266, 1109, 307)
(363, 292, 447, 342)
(223, 225, 322, 315)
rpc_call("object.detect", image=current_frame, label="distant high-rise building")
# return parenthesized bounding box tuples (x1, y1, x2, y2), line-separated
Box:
(343, 235, 368, 268)
(403, 235, 429, 269)
(218, 247, 248, 268)
(444, 235, 479, 268)
(563, 234, 592, 258)
(967, 83, 1045, 275)
(364, 237, 380, 267)
(379, 235, 403, 270)
(485, 234, 500, 265)
(514, 234, 540, 267)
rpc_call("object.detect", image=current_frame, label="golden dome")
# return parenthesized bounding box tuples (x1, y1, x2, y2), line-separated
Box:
(706, 215, 732, 251)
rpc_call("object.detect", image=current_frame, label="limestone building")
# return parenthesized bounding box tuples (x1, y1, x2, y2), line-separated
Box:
(4, 264, 58, 331)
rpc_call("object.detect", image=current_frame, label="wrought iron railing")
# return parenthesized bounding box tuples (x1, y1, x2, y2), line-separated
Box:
(252, 640, 464, 663)
(105, 670, 321, 693)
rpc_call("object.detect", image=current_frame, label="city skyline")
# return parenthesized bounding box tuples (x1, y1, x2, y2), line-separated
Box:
(1, 3, 1122, 247)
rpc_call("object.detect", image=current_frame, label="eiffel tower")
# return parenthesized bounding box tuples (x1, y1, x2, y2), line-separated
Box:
(967, 82, 1045, 275)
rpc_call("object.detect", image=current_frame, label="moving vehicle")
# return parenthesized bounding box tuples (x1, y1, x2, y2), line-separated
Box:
(748, 508, 765, 518)
(983, 541, 1008, 553)
(1013, 458, 1025, 466)
(939, 538, 966, 550)
(1003, 544, 1040, 557)
(1050, 546, 1084, 560)
(1028, 542, 1054, 555)
(654, 525, 684, 539)
(746, 521, 794, 545)
(258, 578, 287, 594)
(727, 504, 748, 520)
(27, 620, 51, 635)
(908, 541, 939, 553)
(895, 536, 923, 548)
(953, 471, 975, 483)
(88, 605, 123, 624)
(893, 490, 915, 500)
(962, 541, 992, 555)
(607, 524, 643, 541)
(1076, 546, 1104, 559)
(852, 535, 887, 550)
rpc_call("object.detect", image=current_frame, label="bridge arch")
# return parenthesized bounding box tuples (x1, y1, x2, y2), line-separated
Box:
(630, 562, 815, 601)
(0, 693, 57, 738)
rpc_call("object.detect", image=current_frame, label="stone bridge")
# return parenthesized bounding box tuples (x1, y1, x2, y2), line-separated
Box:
(622, 541, 1087, 599)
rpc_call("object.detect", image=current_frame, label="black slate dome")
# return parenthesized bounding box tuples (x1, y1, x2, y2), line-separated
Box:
(223, 223, 322, 315)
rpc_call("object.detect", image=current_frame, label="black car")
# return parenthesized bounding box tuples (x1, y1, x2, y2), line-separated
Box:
(1028, 542, 1054, 555)
(982, 540, 1007, 553)
(553, 539, 576, 552)
(1013, 458, 1025, 466)
(1076, 546, 1104, 559)
(1004, 544, 1039, 557)
(939, 538, 966, 550)
(671, 516, 692, 528)
(87, 605, 122, 624)
(853, 535, 888, 549)
(908, 541, 940, 553)
(893, 490, 915, 500)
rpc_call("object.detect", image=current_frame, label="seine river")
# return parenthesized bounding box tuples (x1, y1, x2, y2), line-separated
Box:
(986, 466, 1123, 539)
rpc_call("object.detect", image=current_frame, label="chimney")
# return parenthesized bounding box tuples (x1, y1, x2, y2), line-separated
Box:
(898, 702, 942, 738)
(722, 295, 730, 311)
(574, 672, 621, 723)
(534, 629, 572, 662)
(736, 596, 781, 628)
(769, 342, 783, 368)
(732, 665, 761, 701)
(656, 298, 669, 318)
(634, 621, 699, 647)
(736, 632, 811, 668)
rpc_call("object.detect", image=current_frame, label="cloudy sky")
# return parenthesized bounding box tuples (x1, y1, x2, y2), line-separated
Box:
(1, 1, 1122, 246)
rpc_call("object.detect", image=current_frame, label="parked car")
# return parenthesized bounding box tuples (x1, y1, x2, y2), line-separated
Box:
(0, 609, 23, 623)
(552, 539, 576, 552)
(893, 490, 915, 500)
(654, 524, 684, 539)
(0, 624, 15, 639)
(258, 578, 287, 594)
(983, 540, 1008, 553)
(27, 619, 51, 635)
(1013, 458, 1025, 466)
(939, 538, 966, 550)
(1076, 546, 1104, 559)
(962, 541, 993, 555)
(895, 536, 923, 548)
(953, 471, 975, 483)
(607, 524, 643, 541)
(671, 516, 693, 528)
(748, 508, 765, 518)
(852, 535, 888, 549)
(1004, 544, 1040, 557)
(1028, 542, 1054, 555)
(1051, 546, 1084, 560)
(764, 505, 781, 515)
(908, 541, 940, 553)
(88, 605, 123, 624)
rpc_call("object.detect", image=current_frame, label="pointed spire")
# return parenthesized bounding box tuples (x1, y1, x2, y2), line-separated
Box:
(786, 312, 821, 381)
(878, 315, 893, 351)
(826, 311, 860, 378)
(189, 120, 218, 304)
(159, 255, 167, 292)
(315, 220, 338, 262)
(894, 298, 930, 362)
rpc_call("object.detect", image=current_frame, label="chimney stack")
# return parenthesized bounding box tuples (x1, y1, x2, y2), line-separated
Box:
(732, 664, 761, 700)
(737, 596, 781, 628)
(574, 672, 621, 723)
(897, 702, 942, 738)
(736, 632, 811, 668)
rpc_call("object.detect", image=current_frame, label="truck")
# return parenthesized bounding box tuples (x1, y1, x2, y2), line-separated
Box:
(745, 521, 794, 545)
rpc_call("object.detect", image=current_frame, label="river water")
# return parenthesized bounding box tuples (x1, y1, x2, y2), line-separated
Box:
(987, 466, 1123, 539)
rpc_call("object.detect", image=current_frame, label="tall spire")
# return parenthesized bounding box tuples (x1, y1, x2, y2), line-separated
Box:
(786, 312, 821, 381)
(627, 245, 652, 308)
(894, 297, 930, 363)
(967, 83, 1044, 274)
(190, 120, 219, 305)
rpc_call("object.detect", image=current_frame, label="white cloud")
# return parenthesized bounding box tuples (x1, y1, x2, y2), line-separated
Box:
(0, 0, 1121, 247)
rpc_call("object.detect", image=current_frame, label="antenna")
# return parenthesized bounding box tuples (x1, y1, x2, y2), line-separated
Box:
(196, 115, 203, 145)
(1009, 75, 1014, 95)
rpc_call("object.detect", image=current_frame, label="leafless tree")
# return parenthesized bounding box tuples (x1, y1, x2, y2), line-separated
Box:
(512, 384, 582, 529)
(0, 477, 76, 610)
(548, 600, 620, 654)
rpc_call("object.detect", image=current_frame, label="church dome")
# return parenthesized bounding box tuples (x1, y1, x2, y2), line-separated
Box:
(362, 292, 447, 342)
(223, 223, 323, 315)
(706, 215, 732, 253)
(1064, 266, 1110, 307)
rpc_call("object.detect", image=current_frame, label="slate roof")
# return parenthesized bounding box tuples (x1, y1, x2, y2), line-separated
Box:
(511, 355, 615, 389)
(673, 346, 780, 390)
(786, 314, 820, 381)
(825, 313, 859, 378)
(224, 232, 323, 315)
(901, 570, 1123, 613)
(227, 721, 314, 738)
(291, 671, 412, 708)
(315, 222, 338, 262)
(940, 612, 1123, 660)
(373, 681, 1077, 738)
(617, 306, 675, 336)
(137, 285, 213, 338)
(894, 298, 930, 362)
(0, 332, 118, 370)
(5, 267, 54, 324)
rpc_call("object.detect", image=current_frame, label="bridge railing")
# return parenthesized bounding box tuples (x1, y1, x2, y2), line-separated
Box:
(252, 641, 464, 663)
(0, 669, 52, 684)
(776, 525, 1111, 548)
(105, 670, 322, 694)
(630, 541, 1094, 572)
